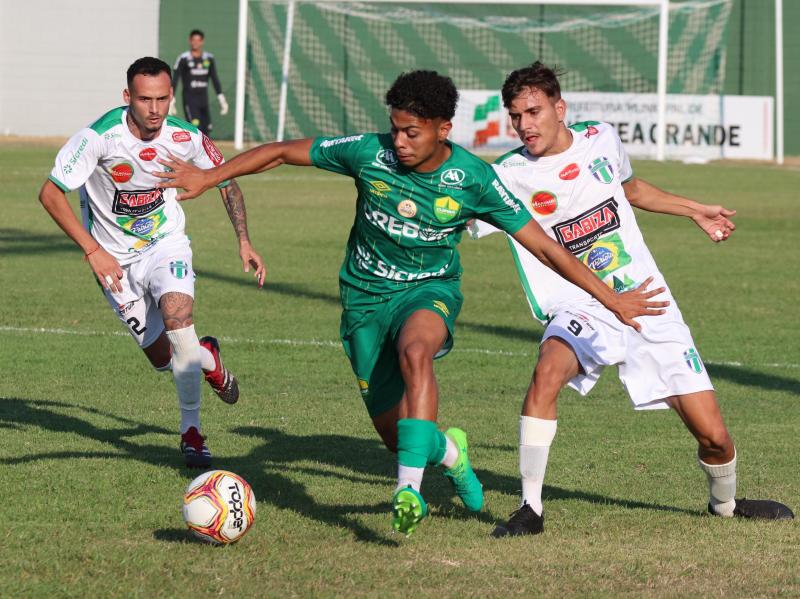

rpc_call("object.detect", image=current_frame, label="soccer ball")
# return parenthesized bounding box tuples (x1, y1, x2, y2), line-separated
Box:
(182, 470, 257, 544)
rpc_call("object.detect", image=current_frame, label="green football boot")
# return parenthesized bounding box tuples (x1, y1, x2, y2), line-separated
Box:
(443, 428, 484, 512)
(392, 486, 428, 536)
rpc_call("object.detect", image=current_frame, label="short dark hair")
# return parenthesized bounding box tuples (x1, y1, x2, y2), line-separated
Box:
(501, 61, 565, 108)
(190, 29, 204, 39)
(126, 57, 171, 89)
(385, 70, 459, 120)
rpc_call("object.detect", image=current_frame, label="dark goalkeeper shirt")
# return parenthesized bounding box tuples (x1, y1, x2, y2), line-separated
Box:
(172, 51, 222, 102)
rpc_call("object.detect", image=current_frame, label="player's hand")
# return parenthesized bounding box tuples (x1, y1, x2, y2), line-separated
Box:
(87, 247, 124, 294)
(239, 240, 266, 288)
(168, 97, 178, 116)
(218, 94, 229, 116)
(691, 204, 736, 242)
(608, 276, 669, 332)
(155, 153, 212, 200)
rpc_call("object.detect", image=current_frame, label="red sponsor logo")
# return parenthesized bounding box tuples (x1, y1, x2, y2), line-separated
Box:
(585, 125, 599, 138)
(139, 147, 157, 161)
(110, 162, 133, 183)
(531, 191, 557, 216)
(111, 188, 166, 216)
(172, 131, 191, 143)
(552, 199, 620, 254)
(201, 134, 224, 166)
(559, 163, 580, 180)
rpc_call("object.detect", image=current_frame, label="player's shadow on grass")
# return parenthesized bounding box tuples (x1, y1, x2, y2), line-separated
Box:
(0, 228, 80, 256)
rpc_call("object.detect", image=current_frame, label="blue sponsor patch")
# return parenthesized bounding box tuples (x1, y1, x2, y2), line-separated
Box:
(130, 218, 155, 236)
(586, 246, 614, 271)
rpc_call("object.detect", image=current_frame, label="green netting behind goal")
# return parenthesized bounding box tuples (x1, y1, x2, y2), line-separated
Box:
(244, 0, 732, 142)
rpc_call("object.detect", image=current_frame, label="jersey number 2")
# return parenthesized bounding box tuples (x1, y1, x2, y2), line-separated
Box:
(126, 317, 147, 336)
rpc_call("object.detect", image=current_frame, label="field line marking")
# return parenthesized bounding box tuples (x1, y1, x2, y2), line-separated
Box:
(1, 325, 797, 369)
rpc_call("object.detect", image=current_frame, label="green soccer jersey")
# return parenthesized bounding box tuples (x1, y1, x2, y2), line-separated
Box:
(310, 133, 531, 305)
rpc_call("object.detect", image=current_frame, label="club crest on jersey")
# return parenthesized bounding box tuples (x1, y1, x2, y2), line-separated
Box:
(589, 157, 614, 184)
(559, 163, 580, 180)
(397, 199, 417, 218)
(440, 168, 465, 187)
(112, 188, 165, 217)
(684, 347, 704, 373)
(109, 162, 134, 183)
(552, 199, 621, 255)
(531, 191, 557, 216)
(172, 131, 191, 143)
(434, 196, 461, 223)
(139, 147, 157, 161)
(170, 260, 189, 279)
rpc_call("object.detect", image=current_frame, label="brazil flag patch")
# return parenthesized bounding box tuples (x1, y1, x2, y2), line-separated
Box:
(579, 232, 631, 280)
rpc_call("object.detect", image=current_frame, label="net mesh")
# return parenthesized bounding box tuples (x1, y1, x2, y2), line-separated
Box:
(245, 0, 732, 143)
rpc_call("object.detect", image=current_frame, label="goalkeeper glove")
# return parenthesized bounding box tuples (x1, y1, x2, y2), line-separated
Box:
(168, 98, 177, 116)
(218, 94, 229, 116)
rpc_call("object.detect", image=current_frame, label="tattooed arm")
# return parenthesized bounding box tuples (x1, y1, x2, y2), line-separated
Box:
(219, 180, 266, 287)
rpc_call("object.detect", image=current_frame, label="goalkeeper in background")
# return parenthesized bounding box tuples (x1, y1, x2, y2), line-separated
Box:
(170, 29, 228, 136)
(155, 70, 667, 536)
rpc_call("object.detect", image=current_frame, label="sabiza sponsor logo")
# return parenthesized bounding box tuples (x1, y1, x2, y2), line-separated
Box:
(172, 131, 191, 143)
(552, 199, 620, 255)
(112, 188, 165, 216)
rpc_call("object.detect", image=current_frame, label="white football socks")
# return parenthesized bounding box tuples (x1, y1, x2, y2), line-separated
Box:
(154, 345, 215, 372)
(440, 434, 459, 469)
(396, 465, 425, 493)
(698, 449, 737, 517)
(520, 416, 558, 516)
(166, 325, 203, 434)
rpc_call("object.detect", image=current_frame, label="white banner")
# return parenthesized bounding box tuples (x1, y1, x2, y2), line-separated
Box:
(452, 91, 774, 161)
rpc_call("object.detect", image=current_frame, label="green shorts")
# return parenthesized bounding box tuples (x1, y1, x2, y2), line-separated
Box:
(339, 279, 463, 418)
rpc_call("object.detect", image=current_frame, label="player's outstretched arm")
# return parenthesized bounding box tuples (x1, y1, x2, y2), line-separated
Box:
(155, 138, 315, 200)
(510, 220, 669, 331)
(623, 176, 736, 242)
(219, 179, 266, 288)
(38, 180, 123, 293)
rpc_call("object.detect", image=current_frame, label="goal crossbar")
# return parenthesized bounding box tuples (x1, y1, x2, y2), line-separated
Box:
(235, 0, 669, 160)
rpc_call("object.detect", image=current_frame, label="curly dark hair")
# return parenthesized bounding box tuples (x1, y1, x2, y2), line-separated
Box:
(501, 61, 565, 108)
(126, 57, 171, 88)
(385, 70, 459, 120)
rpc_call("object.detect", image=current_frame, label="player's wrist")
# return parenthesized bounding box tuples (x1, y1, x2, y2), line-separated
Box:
(83, 243, 102, 261)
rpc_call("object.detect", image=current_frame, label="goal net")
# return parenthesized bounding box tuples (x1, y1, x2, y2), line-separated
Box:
(240, 0, 733, 156)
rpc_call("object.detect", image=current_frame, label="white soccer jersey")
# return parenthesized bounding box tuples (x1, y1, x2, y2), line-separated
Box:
(49, 107, 228, 264)
(474, 121, 672, 324)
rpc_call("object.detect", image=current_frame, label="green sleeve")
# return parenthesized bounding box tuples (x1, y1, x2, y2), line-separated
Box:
(474, 169, 531, 235)
(309, 134, 370, 177)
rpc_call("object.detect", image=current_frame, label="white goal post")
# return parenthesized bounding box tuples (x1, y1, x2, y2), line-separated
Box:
(234, 0, 671, 158)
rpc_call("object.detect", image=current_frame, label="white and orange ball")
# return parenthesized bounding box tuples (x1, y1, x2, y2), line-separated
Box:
(182, 470, 256, 544)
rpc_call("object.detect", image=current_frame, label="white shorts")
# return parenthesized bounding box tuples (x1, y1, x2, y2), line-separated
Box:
(103, 235, 195, 348)
(542, 300, 714, 410)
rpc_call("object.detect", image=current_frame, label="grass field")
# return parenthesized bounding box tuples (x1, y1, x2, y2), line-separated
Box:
(0, 142, 797, 598)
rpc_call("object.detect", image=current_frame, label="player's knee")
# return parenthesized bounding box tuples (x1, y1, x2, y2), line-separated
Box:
(532, 358, 568, 392)
(398, 341, 433, 376)
(697, 426, 734, 459)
